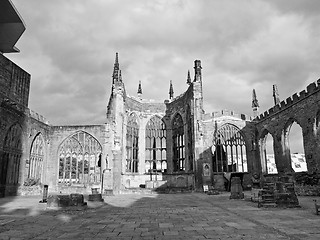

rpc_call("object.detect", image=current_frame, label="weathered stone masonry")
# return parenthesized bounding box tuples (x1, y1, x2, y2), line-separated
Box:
(254, 80, 320, 174)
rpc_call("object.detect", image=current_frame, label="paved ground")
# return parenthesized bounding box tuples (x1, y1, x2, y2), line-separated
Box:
(0, 192, 320, 239)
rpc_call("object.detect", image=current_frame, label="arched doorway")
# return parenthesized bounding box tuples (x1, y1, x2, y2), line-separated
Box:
(0, 123, 23, 197)
(58, 131, 102, 185)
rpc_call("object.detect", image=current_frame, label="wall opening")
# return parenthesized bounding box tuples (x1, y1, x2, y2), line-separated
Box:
(285, 121, 307, 172)
(0, 123, 23, 196)
(26, 133, 44, 183)
(145, 116, 167, 173)
(172, 113, 185, 172)
(212, 124, 247, 173)
(126, 113, 139, 173)
(260, 132, 277, 174)
(58, 131, 102, 185)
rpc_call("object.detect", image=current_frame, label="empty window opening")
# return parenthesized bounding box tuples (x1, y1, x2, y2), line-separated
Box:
(126, 114, 139, 173)
(212, 124, 247, 173)
(58, 131, 102, 185)
(26, 133, 44, 182)
(145, 116, 167, 173)
(172, 114, 185, 172)
(286, 121, 306, 172)
(260, 132, 277, 174)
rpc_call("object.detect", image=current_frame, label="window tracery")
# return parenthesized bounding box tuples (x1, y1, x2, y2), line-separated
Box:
(145, 116, 167, 173)
(27, 133, 44, 181)
(172, 114, 185, 172)
(126, 114, 139, 173)
(212, 124, 247, 172)
(58, 131, 102, 185)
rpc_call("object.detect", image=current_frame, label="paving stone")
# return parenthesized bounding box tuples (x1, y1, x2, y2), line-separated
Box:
(1, 193, 320, 239)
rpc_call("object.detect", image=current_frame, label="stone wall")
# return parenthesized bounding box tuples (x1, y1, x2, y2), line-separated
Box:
(47, 125, 105, 193)
(0, 54, 31, 197)
(0, 54, 30, 107)
(254, 79, 320, 174)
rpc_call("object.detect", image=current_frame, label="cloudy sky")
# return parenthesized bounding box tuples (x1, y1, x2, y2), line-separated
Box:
(7, 0, 320, 152)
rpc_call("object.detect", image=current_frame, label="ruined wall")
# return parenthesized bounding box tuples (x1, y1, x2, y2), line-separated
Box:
(254, 79, 320, 174)
(17, 110, 51, 196)
(122, 96, 166, 188)
(47, 125, 105, 193)
(0, 54, 31, 196)
(165, 83, 198, 188)
(0, 54, 30, 108)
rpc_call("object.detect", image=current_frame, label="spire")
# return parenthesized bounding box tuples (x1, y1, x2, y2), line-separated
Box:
(137, 80, 142, 99)
(273, 84, 280, 105)
(119, 70, 122, 82)
(252, 89, 259, 117)
(169, 80, 174, 100)
(194, 60, 202, 82)
(112, 52, 120, 83)
(252, 89, 259, 108)
(187, 70, 191, 85)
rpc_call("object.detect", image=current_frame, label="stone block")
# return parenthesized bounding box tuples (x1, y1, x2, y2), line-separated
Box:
(47, 194, 87, 208)
(145, 181, 154, 189)
(88, 193, 104, 202)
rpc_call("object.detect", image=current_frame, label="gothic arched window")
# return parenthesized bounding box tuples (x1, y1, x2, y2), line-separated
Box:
(1, 124, 22, 187)
(212, 124, 247, 173)
(145, 116, 167, 173)
(58, 131, 102, 185)
(27, 133, 44, 181)
(172, 114, 185, 172)
(126, 114, 139, 173)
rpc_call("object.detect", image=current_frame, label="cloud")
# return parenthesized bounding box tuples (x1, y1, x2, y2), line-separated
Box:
(6, 0, 320, 131)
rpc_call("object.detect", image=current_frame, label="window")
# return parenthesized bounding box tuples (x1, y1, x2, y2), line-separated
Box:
(126, 114, 139, 173)
(212, 124, 247, 172)
(172, 114, 185, 172)
(58, 131, 102, 185)
(145, 116, 167, 173)
(27, 133, 44, 181)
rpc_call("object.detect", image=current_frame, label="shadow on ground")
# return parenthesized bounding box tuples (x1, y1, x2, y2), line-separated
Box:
(0, 192, 320, 239)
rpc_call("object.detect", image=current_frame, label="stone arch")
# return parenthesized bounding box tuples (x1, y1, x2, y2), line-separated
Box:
(58, 131, 102, 185)
(126, 113, 139, 173)
(145, 115, 167, 173)
(212, 123, 247, 173)
(283, 118, 306, 172)
(26, 132, 45, 183)
(172, 113, 185, 172)
(0, 123, 23, 196)
(126, 111, 140, 126)
(259, 129, 276, 174)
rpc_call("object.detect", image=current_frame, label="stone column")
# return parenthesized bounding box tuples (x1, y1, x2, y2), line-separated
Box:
(112, 150, 122, 194)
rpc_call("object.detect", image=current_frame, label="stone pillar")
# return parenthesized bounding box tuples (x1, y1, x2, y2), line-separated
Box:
(274, 133, 293, 173)
(166, 127, 173, 174)
(112, 150, 122, 194)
